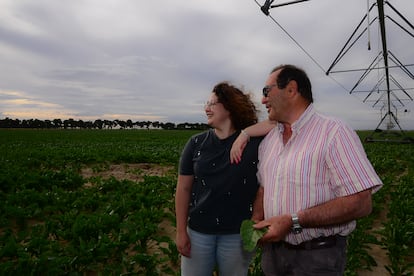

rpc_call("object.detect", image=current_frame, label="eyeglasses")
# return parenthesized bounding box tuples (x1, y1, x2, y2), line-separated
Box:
(204, 101, 219, 108)
(262, 84, 278, 97)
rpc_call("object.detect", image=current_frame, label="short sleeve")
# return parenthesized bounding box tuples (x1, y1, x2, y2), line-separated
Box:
(326, 124, 382, 196)
(179, 137, 196, 175)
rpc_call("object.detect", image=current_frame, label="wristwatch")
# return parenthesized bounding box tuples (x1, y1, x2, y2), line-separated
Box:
(291, 213, 302, 234)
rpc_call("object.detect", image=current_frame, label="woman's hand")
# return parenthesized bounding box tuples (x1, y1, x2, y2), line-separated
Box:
(230, 133, 249, 164)
(230, 120, 276, 164)
(176, 230, 191, 258)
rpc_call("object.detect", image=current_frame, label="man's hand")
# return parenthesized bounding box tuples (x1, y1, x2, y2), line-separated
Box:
(253, 214, 292, 242)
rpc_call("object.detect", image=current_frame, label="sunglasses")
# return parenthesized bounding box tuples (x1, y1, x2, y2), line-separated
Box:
(262, 84, 278, 97)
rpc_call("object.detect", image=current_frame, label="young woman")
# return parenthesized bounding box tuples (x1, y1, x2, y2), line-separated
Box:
(175, 82, 263, 276)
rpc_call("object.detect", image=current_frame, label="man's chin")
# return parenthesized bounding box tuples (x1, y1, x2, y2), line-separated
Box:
(267, 109, 275, 121)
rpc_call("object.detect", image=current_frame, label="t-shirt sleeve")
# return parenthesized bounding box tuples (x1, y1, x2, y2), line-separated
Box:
(179, 137, 196, 175)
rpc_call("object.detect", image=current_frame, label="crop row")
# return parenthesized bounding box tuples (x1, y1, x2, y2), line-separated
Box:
(346, 137, 414, 275)
(0, 129, 413, 275)
(0, 169, 179, 275)
(0, 129, 190, 275)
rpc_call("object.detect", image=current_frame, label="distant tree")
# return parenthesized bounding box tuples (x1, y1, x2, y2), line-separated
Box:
(76, 120, 84, 129)
(44, 120, 53, 128)
(27, 119, 34, 128)
(103, 120, 112, 129)
(0, 117, 19, 128)
(63, 118, 75, 129)
(152, 121, 160, 129)
(0, 117, 210, 130)
(32, 119, 44, 128)
(84, 121, 94, 129)
(126, 119, 133, 129)
(143, 121, 151, 129)
(136, 121, 145, 129)
(94, 119, 103, 129)
(162, 122, 175, 130)
(20, 119, 29, 128)
(176, 123, 186, 130)
(53, 119, 62, 128)
(115, 119, 126, 129)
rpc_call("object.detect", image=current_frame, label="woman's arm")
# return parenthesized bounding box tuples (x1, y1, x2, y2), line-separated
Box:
(175, 174, 194, 257)
(230, 120, 276, 164)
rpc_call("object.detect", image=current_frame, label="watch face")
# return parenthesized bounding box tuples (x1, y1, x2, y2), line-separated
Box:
(291, 213, 302, 234)
(293, 227, 302, 234)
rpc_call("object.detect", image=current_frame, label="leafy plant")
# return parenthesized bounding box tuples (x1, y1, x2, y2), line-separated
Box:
(240, 220, 267, 252)
(1, 129, 414, 275)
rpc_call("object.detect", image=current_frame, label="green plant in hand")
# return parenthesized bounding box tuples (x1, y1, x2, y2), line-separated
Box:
(240, 220, 267, 252)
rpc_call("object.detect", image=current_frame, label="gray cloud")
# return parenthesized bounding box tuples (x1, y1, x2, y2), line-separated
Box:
(0, 0, 413, 129)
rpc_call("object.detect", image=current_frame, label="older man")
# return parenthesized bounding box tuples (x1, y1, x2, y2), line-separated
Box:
(232, 64, 382, 275)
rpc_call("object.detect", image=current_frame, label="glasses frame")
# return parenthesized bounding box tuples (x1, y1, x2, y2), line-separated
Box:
(204, 100, 219, 109)
(262, 84, 278, 97)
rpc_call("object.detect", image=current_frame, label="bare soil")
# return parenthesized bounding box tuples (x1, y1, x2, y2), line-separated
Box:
(81, 163, 175, 186)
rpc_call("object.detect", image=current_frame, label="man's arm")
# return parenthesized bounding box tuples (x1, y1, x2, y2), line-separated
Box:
(298, 189, 372, 227)
(254, 189, 373, 242)
(251, 186, 264, 222)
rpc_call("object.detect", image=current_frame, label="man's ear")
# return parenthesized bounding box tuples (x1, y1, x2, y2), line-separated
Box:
(286, 80, 298, 95)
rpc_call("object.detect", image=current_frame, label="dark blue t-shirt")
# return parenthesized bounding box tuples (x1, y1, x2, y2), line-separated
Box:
(179, 129, 263, 234)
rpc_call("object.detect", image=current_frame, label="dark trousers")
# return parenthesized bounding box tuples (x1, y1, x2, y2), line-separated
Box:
(261, 236, 347, 276)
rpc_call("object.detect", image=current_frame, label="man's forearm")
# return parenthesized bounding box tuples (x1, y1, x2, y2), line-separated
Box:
(297, 189, 372, 228)
(251, 186, 264, 222)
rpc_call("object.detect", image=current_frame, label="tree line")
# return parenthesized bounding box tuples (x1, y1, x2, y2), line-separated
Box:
(0, 117, 210, 130)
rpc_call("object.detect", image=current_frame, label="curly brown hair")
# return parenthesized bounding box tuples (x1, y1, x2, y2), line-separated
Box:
(212, 82, 259, 130)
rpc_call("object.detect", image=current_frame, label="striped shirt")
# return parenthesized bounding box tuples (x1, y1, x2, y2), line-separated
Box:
(257, 104, 382, 244)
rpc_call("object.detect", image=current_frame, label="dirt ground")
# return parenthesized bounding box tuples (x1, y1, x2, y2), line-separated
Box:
(80, 163, 411, 275)
(81, 163, 175, 184)
(357, 244, 390, 275)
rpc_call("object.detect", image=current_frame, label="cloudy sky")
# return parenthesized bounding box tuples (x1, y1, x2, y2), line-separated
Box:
(0, 0, 413, 129)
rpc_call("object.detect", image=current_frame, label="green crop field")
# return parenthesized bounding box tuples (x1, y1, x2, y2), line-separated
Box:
(0, 129, 413, 275)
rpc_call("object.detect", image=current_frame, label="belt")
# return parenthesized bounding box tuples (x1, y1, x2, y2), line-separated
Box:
(274, 235, 343, 250)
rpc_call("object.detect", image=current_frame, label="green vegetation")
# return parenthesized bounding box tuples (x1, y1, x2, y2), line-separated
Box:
(0, 129, 413, 275)
(240, 220, 267, 252)
(345, 131, 414, 276)
(0, 129, 196, 275)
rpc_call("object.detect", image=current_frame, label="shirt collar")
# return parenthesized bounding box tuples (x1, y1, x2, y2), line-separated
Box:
(277, 103, 315, 134)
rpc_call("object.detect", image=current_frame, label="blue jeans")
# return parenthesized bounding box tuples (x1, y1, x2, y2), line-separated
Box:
(181, 228, 254, 276)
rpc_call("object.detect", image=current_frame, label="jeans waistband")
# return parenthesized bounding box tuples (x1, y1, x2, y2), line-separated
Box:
(273, 235, 345, 250)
